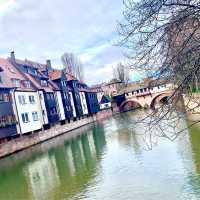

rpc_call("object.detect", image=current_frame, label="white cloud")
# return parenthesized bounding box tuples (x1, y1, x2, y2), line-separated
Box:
(79, 43, 110, 64)
(0, 0, 127, 85)
(0, 0, 18, 17)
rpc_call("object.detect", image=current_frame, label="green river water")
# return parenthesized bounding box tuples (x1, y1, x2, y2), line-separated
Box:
(0, 111, 200, 200)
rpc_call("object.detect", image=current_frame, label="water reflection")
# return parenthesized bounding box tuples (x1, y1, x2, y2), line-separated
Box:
(1, 111, 200, 200)
(0, 124, 106, 200)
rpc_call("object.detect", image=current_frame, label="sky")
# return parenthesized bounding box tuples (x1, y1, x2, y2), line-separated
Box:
(0, 0, 139, 85)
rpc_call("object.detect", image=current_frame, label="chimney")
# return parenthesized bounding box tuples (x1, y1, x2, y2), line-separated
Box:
(10, 51, 15, 62)
(46, 59, 52, 70)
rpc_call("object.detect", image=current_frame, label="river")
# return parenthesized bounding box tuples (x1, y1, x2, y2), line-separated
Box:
(0, 110, 200, 200)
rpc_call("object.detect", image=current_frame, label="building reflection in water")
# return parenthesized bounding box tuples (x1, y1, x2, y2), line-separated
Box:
(185, 125, 200, 197)
(114, 112, 143, 157)
(0, 124, 106, 200)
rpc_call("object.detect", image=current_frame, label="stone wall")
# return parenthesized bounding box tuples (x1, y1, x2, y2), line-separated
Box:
(183, 93, 200, 121)
(96, 108, 113, 121)
(0, 110, 113, 158)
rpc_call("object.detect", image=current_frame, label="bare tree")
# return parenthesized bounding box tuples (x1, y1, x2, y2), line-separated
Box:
(61, 52, 84, 82)
(118, 0, 200, 142)
(113, 62, 130, 85)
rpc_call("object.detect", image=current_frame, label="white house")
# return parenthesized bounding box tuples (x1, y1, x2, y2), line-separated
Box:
(14, 91, 44, 134)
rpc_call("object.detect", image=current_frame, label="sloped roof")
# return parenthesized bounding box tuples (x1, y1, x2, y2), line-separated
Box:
(14, 58, 47, 70)
(0, 58, 34, 91)
(49, 70, 62, 80)
(49, 69, 79, 83)
(9, 58, 58, 92)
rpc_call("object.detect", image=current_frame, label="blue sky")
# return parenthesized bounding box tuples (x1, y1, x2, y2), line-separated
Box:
(0, 0, 140, 85)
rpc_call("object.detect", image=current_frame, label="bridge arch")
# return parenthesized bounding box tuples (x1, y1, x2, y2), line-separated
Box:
(150, 92, 172, 109)
(119, 99, 143, 112)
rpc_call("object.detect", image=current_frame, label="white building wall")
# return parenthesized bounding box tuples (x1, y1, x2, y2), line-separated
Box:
(11, 90, 21, 135)
(38, 91, 48, 125)
(79, 92, 88, 115)
(14, 91, 43, 134)
(55, 91, 65, 121)
(69, 92, 76, 117)
(97, 92, 104, 103)
(100, 102, 111, 110)
(25, 155, 60, 200)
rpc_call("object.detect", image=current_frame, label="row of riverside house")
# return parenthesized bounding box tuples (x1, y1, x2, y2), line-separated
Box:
(0, 52, 100, 143)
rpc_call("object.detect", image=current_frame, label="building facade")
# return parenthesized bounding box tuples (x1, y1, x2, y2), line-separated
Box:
(0, 58, 45, 135)
(49, 69, 74, 120)
(79, 91, 88, 115)
(9, 52, 61, 127)
(0, 52, 104, 139)
(0, 62, 17, 140)
(67, 79, 83, 118)
(85, 92, 100, 115)
(14, 90, 44, 134)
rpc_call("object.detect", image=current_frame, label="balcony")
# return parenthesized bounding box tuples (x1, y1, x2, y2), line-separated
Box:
(0, 102, 14, 117)
(0, 125, 17, 139)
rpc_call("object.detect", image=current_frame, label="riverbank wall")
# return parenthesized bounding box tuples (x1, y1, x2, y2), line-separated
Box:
(183, 93, 200, 121)
(0, 109, 113, 158)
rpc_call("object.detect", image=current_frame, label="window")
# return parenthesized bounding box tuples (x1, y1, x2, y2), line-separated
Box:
(62, 81, 66, 87)
(41, 80, 48, 87)
(46, 93, 50, 100)
(18, 95, 26, 105)
(4, 94, 10, 102)
(21, 113, 29, 123)
(32, 112, 38, 121)
(29, 95, 35, 104)
(0, 93, 3, 101)
(50, 94, 54, 100)
(12, 79, 20, 87)
(0, 115, 16, 127)
(0, 93, 10, 102)
(66, 105, 71, 111)
(64, 92, 68, 99)
(51, 107, 57, 115)
(24, 81, 31, 88)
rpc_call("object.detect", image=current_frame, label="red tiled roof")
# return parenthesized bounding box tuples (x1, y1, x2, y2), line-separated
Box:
(14, 58, 47, 70)
(0, 58, 34, 91)
(9, 58, 58, 92)
(23, 73, 57, 92)
(49, 70, 62, 80)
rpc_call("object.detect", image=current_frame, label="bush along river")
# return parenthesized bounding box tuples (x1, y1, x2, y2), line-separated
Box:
(0, 110, 200, 200)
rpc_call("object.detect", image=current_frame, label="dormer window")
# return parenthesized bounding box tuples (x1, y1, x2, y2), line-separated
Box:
(41, 80, 48, 87)
(0, 93, 9, 102)
(24, 81, 31, 88)
(12, 78, 20, 87)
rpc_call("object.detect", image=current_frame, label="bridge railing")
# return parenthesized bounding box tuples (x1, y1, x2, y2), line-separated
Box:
(125, 84, 174, 98)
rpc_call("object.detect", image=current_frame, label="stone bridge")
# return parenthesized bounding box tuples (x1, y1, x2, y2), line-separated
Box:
(113, 83, 174, 112)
